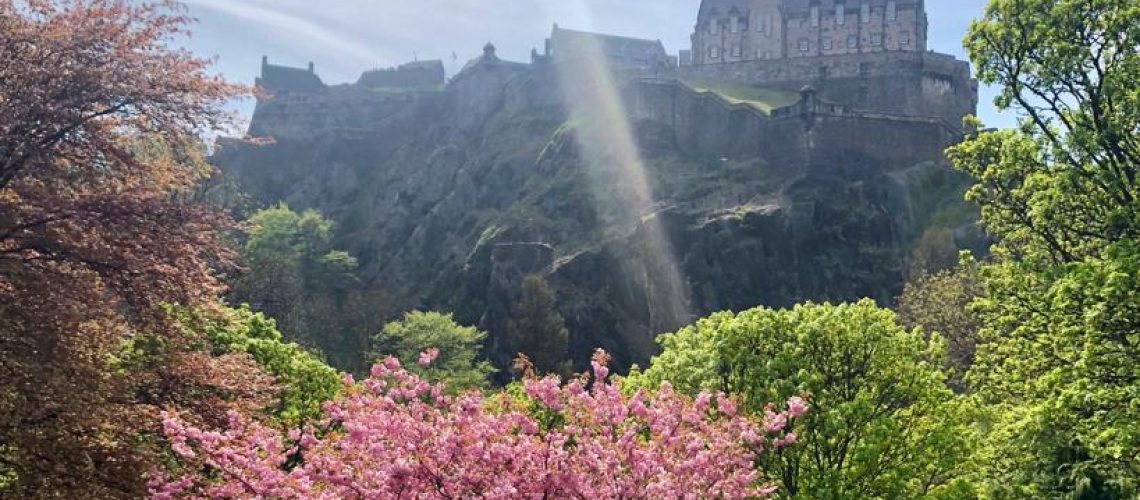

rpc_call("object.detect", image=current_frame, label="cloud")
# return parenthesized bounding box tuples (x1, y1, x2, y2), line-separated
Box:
(183, 0, 390, 66)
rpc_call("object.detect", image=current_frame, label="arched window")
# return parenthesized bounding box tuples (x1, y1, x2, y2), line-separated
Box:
(836, 4, 845, 25)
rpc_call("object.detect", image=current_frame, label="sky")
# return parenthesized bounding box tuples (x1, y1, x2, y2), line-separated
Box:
(177, 0, 1013, 128)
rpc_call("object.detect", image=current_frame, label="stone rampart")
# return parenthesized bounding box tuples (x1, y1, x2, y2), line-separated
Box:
(675, 51, 976, 125)
(358, 60, 446, 89)
(248, 84, 448, 139)
(631, 78, 962, 172)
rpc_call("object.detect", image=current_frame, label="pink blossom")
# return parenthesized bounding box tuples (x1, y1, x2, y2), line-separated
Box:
(418, 348, 440, 366)
(154, 351, 806, 499)
(786, 396, 808, 418)
(764, 408, 788, 434)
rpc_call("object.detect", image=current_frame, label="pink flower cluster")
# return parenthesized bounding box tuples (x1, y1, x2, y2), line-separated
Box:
(152, 350, 805, 499)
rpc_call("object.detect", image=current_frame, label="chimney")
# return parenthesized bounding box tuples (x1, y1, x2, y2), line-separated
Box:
(308, 61, 315, 73)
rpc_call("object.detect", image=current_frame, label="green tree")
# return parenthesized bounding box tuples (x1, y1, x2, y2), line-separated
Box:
(505, 275, 571, 375)
(897, 263, 982, 391)
(948, 0, 1139, 496)
(626, 300, 977, 499)
(371, 311, 495, 391)
(169, 306, 342, 426)
(231, 204, 380, 369)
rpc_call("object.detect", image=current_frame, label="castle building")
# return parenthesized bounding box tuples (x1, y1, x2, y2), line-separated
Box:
(690, 0, 927, 65)
(257, 56, 324, 94)
(544, 24, 671, 69)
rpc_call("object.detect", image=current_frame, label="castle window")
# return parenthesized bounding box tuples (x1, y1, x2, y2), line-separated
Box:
(731, 45, 742, 57)
(861, 2, 871, 23)
(709, 20, 719, 35)
(709, 46, 720, 59)
(822, 37, 833, 51)
(900, 31, 911, 46)
(847, 34, 858, 48)
(887, 1, 897, 21)
(730, 16, 739, 33)
(810, 6, 820, 27)
(836, 4, 845, 25)
(756, 14, 765, 33)
(871, 33, 883, 46)
(799, 39, 811, 52)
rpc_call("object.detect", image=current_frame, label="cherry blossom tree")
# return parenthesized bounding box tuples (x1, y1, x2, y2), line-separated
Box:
(155, 350, 807, 499)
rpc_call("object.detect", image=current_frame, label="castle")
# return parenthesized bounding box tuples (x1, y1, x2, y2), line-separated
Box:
(686, 0, 927, 65)
(249, 1, 975, 140)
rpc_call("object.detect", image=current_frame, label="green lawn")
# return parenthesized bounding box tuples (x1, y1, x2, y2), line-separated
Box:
(678, 78, 799, 114)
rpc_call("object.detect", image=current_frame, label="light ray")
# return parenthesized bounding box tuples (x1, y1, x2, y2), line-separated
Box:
(551, 5, 692, 348)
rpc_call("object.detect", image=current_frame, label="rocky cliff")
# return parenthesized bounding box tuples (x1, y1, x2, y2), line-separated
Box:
(213, 56, 982, 372)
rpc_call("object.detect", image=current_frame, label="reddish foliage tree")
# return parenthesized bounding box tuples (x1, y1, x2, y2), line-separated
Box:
(0, 1, 259, 496)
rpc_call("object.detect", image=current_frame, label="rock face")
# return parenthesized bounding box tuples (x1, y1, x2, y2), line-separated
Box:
(213, 58, 980, 372)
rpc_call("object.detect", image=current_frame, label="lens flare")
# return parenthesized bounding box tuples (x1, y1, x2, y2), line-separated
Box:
(550, 7, 692, 348)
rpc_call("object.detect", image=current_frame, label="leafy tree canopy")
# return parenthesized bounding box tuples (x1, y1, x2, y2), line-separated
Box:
(897, 262, 982, 391)
(949, 0, 1140, 496)
(371, 311, 496, 391)
(0, 0, 241, 495)
(626, 300, 977, 499)
(168, 305, 342, 427)
(231, 204, 379, 369)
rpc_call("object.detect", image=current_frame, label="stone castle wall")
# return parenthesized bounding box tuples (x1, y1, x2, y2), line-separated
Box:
(631, 78, 961, 172)
(358, 61, 446, 89)
(246, 47, 971, 175)
(248, 85, 449, 140)
(676, 50, 976, 125)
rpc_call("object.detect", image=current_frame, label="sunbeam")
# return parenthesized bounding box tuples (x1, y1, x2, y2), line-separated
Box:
(550, 5, 693, 348)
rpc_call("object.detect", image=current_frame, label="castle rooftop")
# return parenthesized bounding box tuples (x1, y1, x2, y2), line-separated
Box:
(257, 56, 324, 94)
(545, 24, 669, 68)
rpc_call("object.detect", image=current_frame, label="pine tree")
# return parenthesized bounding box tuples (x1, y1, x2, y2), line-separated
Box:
(506, 275, 571, 375)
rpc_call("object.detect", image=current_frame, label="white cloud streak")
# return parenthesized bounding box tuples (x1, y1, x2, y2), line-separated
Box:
(183, 0, 389, 66)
